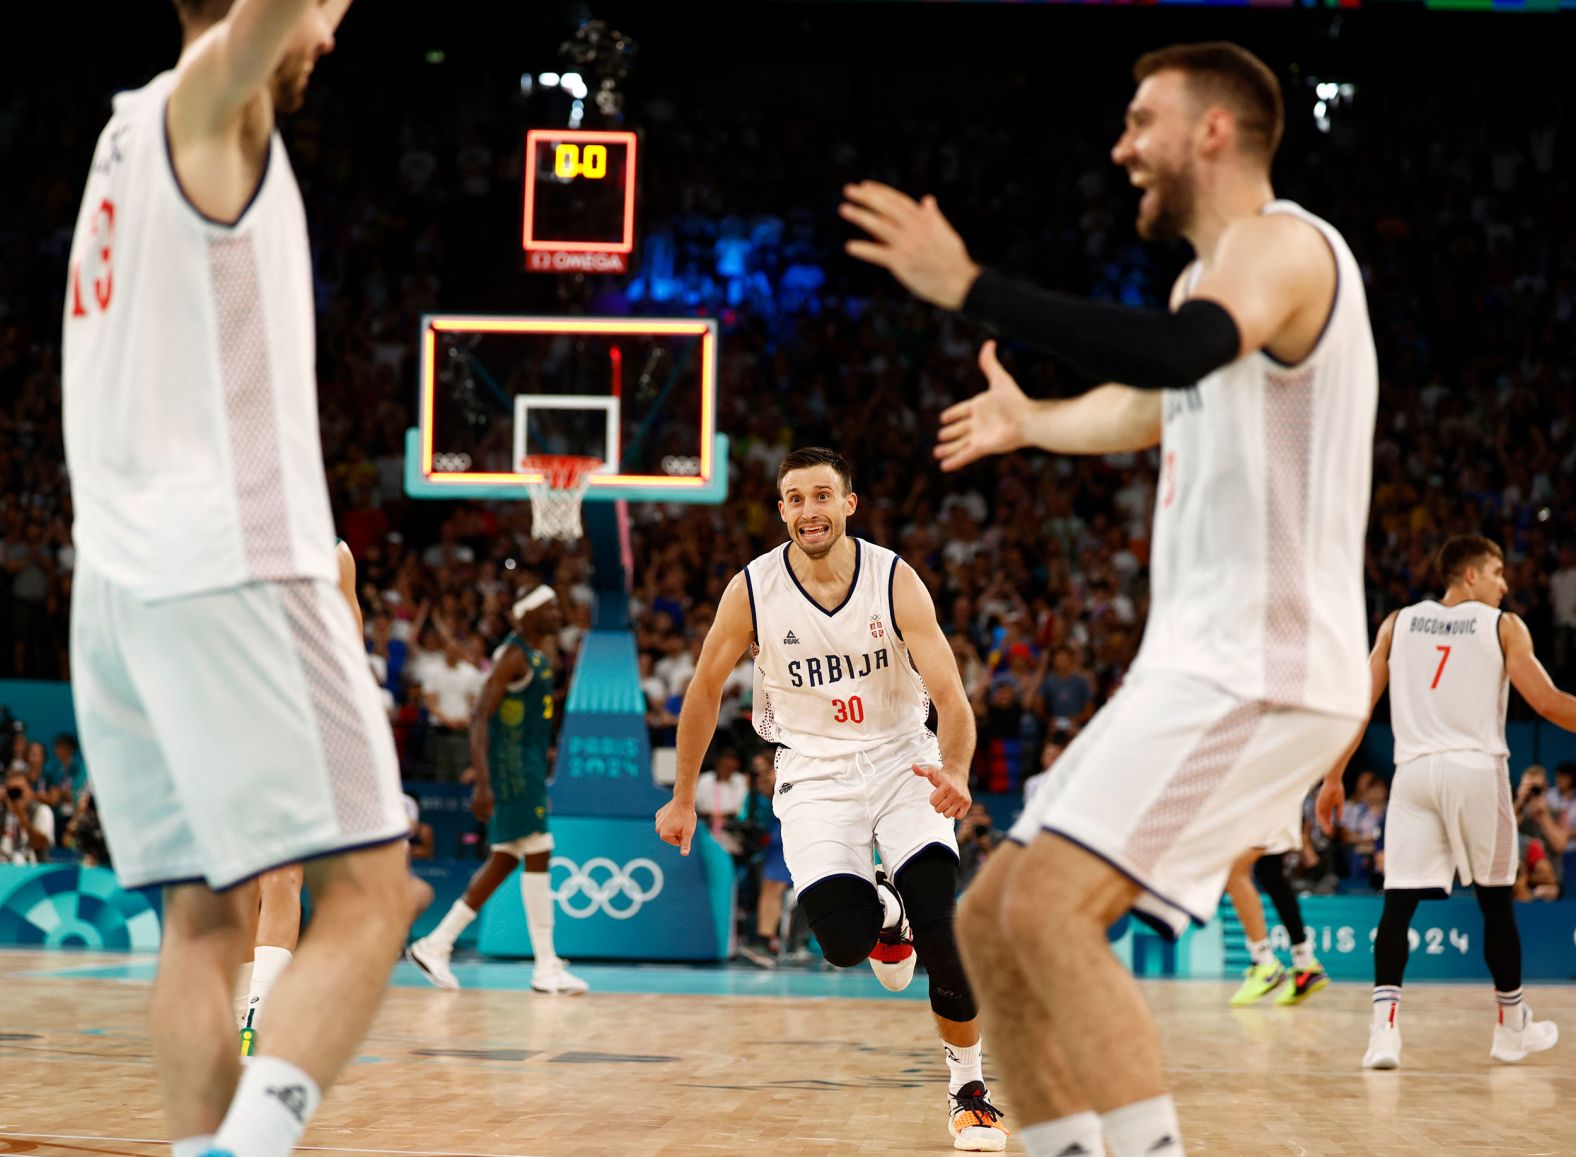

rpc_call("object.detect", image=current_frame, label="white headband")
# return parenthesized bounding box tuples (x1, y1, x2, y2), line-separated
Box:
(513, 586, 557, 619)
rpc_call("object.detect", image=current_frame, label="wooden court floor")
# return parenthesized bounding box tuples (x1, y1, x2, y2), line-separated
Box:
(3, 949, 1574, 1156)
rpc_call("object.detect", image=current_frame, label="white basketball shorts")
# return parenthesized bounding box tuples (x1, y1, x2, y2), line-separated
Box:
(70, 559, 409, 890)
(1382, 752, 1516, 892)
(1008, 670, 1358, 938)
(771, 729, 957, 890)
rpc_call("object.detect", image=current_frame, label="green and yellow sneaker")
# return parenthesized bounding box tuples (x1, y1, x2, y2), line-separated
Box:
(1229, 960, 1288, 1006)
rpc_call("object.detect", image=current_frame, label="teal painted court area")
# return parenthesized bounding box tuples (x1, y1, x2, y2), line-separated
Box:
(17, 950, 933, 1001)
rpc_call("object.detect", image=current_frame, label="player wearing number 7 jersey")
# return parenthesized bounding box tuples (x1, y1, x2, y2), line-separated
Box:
(654, 447, 1007, 1151)
(1318, 535, 1576, 1071)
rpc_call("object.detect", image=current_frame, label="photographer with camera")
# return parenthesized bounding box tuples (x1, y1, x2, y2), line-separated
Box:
(956, 801, 1002, 891)
(2, 766, 54, 865)
(1514, 765, 1568, 873)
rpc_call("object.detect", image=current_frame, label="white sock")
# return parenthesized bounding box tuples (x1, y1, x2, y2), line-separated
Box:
(878, 880, 903, 932)
(1020, 1112, 1105, 1157)
(1496, 988, 1525, 1027)
(211, 1055, 321, 1156)
(1373, 985, 1402, 1027)
(233, 961, 254, 1027)
(522, 871, 560, 969)
(1247, 938, 1274, 966)
(943, 1039, 983, 1095)
(172, 1136, 215, 1157)
(1101, 1095, 1182, 1157)
(425, 899, 477, 952)
(1291, 939, 1314, 970)
(246, 946, 292, 1032)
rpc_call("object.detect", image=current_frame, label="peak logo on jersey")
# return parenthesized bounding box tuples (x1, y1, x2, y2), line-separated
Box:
(783, 630, 800, 645)
(777, 781, 793, 795)
(869, 615, 885, 639)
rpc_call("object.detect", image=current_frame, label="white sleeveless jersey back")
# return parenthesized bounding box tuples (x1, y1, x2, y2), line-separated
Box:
(1133, 201, 1378, 719)
(62, 72, 335, 600)
(746, 539, 931, 758)
(1388, 600, 1508, 763)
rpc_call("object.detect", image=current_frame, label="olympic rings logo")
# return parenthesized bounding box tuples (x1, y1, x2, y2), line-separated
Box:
(549, 856, 665, 920)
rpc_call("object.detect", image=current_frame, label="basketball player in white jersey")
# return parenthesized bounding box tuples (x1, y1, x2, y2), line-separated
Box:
(655, 448, 1009, 1151)
(61, 5, 422, 1156)
(1317, 536, 1575, 1069)
(842, 42, 1376, 1156)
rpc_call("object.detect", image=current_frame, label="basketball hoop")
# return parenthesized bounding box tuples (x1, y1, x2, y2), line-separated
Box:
(520, 455, 601, 541)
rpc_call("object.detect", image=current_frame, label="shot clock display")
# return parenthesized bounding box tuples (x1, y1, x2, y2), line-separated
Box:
(521, 129, 639, 274)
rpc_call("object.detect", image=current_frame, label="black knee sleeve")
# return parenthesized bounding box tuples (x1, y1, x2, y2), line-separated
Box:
(1374, 889, 1424, 988)
(1474, 885, 1522, 993)
(895, 845, 978, 1022)
(1253, 855, 1307, 946)
(798, 873, 882, 968)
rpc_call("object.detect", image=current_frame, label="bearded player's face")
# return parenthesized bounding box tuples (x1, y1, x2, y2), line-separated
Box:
(1111, 71, 1200, 243)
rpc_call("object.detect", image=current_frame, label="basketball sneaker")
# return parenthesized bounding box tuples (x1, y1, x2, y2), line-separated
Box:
(868, 869, 915, 992)
(737, 935, 779, 970)
(406, 937, 460, 990)
(532, 959, 590, 995)
(1275, 963, 1330, 1006)
(948, 1080, 1008, 1152)
(1229, 960, 1287, 1006)
(1363, 1020, 1402, 1070)
(1490, 1004, 1558, 1063)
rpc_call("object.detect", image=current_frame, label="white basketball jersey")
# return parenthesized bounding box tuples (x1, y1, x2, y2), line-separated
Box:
(1133, 201, 1377, 719)
(62, 71, 335, 601)
(1388, 600, 1508, 763)
(746, 539, 931, 759)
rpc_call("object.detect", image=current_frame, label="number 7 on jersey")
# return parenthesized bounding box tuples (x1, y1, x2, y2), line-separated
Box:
(1430, 645, 1451, 690)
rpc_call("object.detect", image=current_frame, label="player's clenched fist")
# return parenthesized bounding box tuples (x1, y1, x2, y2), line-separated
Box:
(913, 763, 971, 821)
(654, 799, 698, 856)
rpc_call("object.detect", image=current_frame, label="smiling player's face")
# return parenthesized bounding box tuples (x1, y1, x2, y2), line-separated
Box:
(1111, 70, 1200, 243)
(778, 465, 856, 560)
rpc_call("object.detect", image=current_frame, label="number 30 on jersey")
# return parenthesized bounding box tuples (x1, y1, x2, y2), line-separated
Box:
(832, 696, 865, 724)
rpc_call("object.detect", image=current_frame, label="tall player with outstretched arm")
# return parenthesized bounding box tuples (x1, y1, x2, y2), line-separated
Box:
(656, 448, 1009, 1152)
(62, 4, 423, 1155)
(1318, 535, 1575, 1069)
(841, 42, 1377, 1157)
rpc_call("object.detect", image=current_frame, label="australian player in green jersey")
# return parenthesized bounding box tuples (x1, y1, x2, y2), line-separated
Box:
(406, 586, 587, 994)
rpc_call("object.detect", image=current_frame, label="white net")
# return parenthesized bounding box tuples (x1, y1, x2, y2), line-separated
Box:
(521, 455, 601, 541)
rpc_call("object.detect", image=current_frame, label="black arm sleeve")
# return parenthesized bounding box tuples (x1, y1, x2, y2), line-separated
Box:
(960, 268, 1243, 390)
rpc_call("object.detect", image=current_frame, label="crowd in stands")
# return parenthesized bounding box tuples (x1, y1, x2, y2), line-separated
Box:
(4, 13, 1575, 917)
